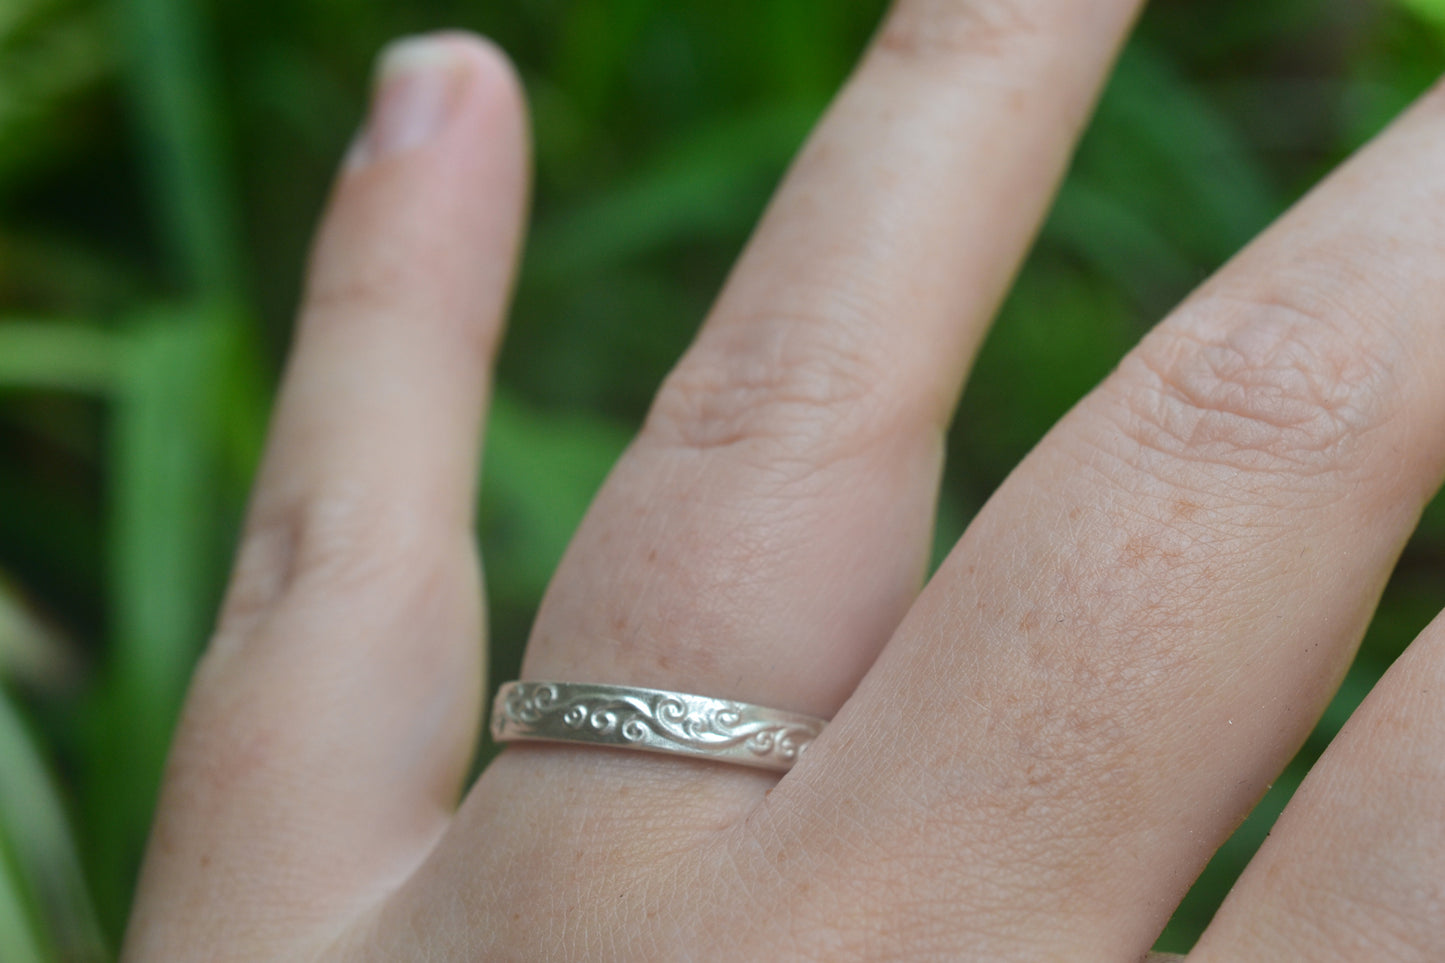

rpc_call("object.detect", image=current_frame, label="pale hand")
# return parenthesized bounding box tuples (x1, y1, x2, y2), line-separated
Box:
(123, 8, 1445, 961)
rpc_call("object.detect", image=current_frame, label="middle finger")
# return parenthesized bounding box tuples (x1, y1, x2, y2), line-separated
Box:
(519, 0, 1144, 729)
(762, 80, 1445, 958)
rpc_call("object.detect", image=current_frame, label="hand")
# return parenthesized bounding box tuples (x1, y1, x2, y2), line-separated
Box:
(122, 8, 1445, 961)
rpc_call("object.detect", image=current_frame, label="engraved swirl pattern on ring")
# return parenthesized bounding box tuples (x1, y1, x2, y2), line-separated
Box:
(491, 682, 825, 771)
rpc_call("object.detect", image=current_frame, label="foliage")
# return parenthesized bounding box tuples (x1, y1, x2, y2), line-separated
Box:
(1, 0, 1443, 957)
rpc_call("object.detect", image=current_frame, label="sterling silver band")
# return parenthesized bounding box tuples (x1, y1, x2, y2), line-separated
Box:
(490, 681, 826, 772)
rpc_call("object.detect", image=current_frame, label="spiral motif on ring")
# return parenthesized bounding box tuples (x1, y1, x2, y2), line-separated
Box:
(495, 683, 821, 764)
(504, 682, 560, 723)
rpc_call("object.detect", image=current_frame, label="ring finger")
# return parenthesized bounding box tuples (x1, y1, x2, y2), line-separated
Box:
(498, 0, 1144, 796)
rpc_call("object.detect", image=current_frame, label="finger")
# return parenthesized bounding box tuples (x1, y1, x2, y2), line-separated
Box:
(392, 1, 1145, 946)
(748, 82, 1445, 956)
(1188, 620, 1445, 963)
(125, 34, 527, 957)
(383, 3, 1145, 948)
(519, 0, 1144, 731)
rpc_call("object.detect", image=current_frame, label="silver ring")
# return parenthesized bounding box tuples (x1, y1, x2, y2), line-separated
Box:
(490, 681, 827, 772)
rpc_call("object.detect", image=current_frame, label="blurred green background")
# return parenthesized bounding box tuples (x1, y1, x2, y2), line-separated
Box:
(3, 0, 1445, 957)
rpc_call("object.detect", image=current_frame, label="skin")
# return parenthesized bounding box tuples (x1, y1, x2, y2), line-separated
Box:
(123, 4, 1445, 961)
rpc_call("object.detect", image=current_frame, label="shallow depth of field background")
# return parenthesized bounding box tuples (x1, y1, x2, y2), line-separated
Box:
(4, 0, 1445, 957)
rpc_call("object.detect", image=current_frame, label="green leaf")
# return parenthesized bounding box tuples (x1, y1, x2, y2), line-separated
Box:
(0, 320, 122, 396)
(480, 390, 630, 608)
(0, 686, 106, 963)
(1046, 181, 1196, 311)
(0, 838, 49, 963)
(108, 308, 229, 718)
(1394, 0, 1445, 27)
(0, 0, 116, 186)
(552, 0, 660, 116)
(0, 574, 74, 689)
(524, 103, 815, 286)
(83, 304, 237, 935)
(114, 0, 244, 299)
(1070, 42, 1281, 270)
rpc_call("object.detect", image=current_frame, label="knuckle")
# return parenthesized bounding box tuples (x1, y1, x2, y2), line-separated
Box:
(878, 0, 1047, 62)
(217, 484, 440, 635)
(216, 519, 296, 633)
(302, 261, 495, 365)
(644, 314, 900, 462)
(303, 256, 418, 320)
(1105, 292, 1398, 481)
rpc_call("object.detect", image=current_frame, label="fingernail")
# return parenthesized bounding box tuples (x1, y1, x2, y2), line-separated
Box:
(349, 36, 467, 168)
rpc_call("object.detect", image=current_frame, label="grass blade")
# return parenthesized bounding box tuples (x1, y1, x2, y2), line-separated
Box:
(83, 304, 234, 935)
(113, 0, 243, 299)
(0, 836, 49, 963)
(523, 104, 815, 286)
(1394, 0, 1445, 27)
(0, 574, 75, 691)
(481, 390, 630, 608)
(0, 686, 107, 963)
(0, 321, 121, 396)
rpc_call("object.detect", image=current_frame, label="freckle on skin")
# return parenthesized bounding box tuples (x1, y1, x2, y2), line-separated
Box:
(1019, 610, 1041, 632)
(1120, 533, 1182, 568)
(1171, 498, 1201, 521)
(1121, 536, 1152, 568)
